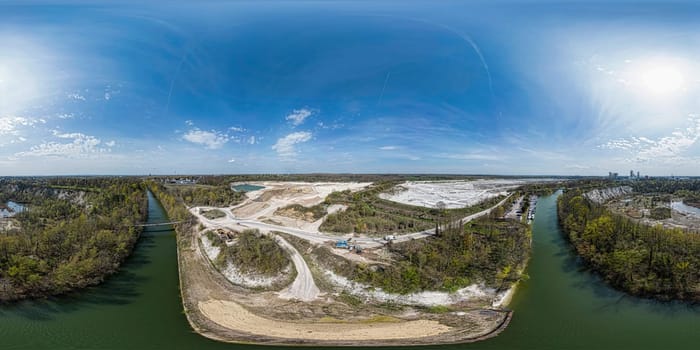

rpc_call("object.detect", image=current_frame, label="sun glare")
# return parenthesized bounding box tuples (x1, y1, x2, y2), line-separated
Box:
(639, 63, 685, 96)
(0, 52, 49, 115)
(626, 57, 689, 98)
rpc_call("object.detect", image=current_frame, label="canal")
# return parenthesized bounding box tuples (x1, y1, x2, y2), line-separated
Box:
(0, 191, 697, 349)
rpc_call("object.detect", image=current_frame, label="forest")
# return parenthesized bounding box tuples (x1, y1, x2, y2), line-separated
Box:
(558, 188, 700, 302)
(0, 177, 148, 301)
(163, 184, 244, 207)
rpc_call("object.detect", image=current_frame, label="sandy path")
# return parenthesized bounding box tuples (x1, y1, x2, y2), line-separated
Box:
(199, 300, 451, 341)
(274, 235, 320, 301)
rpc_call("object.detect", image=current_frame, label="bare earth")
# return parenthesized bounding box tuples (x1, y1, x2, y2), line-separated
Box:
(199, 300, 451, 341)
(177, 181, 514, 346)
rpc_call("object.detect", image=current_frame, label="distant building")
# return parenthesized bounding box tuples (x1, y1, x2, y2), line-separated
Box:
(608, 172, 618, 180)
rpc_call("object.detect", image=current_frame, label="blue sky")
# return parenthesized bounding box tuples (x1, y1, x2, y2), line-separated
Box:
(1, 0, 699, 176)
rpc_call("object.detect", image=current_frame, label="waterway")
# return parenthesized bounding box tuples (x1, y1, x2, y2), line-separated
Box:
(0, 201, 25, 218)
(0, 191, 697, 349)
(671, 201, 700, 217)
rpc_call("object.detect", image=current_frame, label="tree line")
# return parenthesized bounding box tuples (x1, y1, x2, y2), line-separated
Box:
(0, 178, 148, 301)
(558, 189, 700, 302)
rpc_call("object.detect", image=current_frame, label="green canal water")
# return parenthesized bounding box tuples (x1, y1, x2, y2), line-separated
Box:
(0, 191, 697, 349)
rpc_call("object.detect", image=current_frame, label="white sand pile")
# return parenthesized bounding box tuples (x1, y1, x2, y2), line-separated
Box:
(380, 179, 523, 209)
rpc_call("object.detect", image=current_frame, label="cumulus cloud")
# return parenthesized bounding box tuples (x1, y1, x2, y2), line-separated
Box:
(67, 92, 86, 101)
(0, 116, 44, 135)
(272, 131, 312, 160)
(228, 158, 236, 163)
(183, 129, 229, 149)
(285, 108, 312, 126)
(15, 132, 112, 158)
(379, 145, 398, 150)
(599, 116, 700, 163)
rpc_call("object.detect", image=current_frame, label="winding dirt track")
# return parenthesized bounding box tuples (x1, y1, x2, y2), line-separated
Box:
(274, 235, 320, 301)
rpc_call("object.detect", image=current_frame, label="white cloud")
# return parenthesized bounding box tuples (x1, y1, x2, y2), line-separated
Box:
(272, 131, 312, 160)
(379, 145, 398, 150)
(57, 113, 74, 119)
(185, 120, 194, 126)
(183, 129, 229, 149)
(229, 126, 245, 132)
(285, 108, 312, 126)
(0, 116, 43, 135)
(0, 116, 26, 135)
(248, 136, 257, 145)
(228, 158, 236, 163)
(105, 140, 116, 147)
(104, 92, 111, 100)
(67, 92, 86, 101)
(15, 132, 112, 158)
(599, 116, 700, 163)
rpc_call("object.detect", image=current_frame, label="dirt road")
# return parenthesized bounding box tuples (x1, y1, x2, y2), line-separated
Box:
(274, 235, 320, 301)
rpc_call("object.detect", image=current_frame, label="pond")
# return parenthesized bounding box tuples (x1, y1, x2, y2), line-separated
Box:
(231, 184, 265, 192)
(0, 201, 26, 218)
(671, 201, 700, 217)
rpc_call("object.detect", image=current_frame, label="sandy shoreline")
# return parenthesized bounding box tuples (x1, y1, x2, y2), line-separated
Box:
(199, 299, 452, 341)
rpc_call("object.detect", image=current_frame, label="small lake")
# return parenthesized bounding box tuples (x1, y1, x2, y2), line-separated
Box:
(232, 184, 265, 192)
(671, 201, 700, 217)
(0, 201, 26, 218)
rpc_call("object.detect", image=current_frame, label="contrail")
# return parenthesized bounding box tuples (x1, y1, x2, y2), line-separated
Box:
(377, 71, 391, 106)
(164, 50, 187, 116)
(367, 15, 496, 101)
(458, 32, 494, 98)
(427, 21, 495, 99)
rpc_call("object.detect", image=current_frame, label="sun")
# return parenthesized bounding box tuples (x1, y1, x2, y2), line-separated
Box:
(638, 63, 685, 96)
(626, 57, 688, 98)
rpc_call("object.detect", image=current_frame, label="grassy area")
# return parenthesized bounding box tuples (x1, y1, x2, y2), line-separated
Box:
(649, 207, 672, 220)
(215, 230, 290, 277)
(201, 209, 226, 220)
(274, 203, 328, 222)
